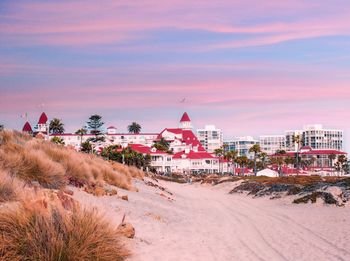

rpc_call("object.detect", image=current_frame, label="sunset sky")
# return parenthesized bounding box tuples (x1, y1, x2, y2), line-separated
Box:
(1, 1, 350, 150)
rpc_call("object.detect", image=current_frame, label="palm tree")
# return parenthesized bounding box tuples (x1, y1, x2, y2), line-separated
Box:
(153, 138, 170, 152)
(328, 154, 336, 169)
(260, 152, 268, 169)
(49, 118, 65, 134)
(128, 122, 141, 134)
(75, 127, 88, 147)
(224, 150, 238, 175)
(50, 136, 65, 145)
(236, 155, 249, 176)
(292, 134, 303, 170)
(336, 155, 348, 176)
(249, 144, 261, 176)
(270, 157, 284, 176)
(214, 147, 224, 174)
(284, 156, 295, 167)
(275, 149, 286, 155)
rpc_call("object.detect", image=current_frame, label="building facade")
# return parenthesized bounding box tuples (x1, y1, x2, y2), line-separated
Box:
(285, 124, 343, 152)
(196, 125, 223, 153)
(224, 136, 258, 159)
(259, 135, 286, 155)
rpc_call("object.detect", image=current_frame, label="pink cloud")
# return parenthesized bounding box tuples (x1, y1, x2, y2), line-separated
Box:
(1, 1, 350, 48)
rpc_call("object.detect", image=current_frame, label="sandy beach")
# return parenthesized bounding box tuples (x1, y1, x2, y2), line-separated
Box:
(72, 178, 350, 261)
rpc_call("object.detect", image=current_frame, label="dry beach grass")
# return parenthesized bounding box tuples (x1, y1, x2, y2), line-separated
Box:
(0, 130, 139, 260)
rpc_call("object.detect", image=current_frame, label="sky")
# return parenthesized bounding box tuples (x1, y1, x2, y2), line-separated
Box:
(0, 0, 350, 151)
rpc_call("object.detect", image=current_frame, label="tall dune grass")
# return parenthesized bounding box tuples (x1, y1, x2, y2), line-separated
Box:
(0, 130, 132, 260)
(0, 130, 143, 190)
(0, 170, 17, 203)
(0, 200, 129, 260)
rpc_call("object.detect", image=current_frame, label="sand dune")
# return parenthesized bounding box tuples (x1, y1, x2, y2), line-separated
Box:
(73, 179, 350, 261)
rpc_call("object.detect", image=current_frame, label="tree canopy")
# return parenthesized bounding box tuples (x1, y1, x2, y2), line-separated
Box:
(153, 138, 170, 152)
(49, 118, 65, 134)
(127, 122, 141, 134)
(87, 115, 104, 142)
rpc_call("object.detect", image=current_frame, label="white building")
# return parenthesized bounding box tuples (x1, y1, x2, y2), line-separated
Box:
(35, 112, 48, 134)
(259, 135, 286, 155)
(197, 125, 223, 153)
(224, 136, 258, 159)
(285, 130, 303, 151)
(48, 112, 229, 174)
(285, 124, 343, 151)
(52, 132, 158, 150)
(303, 124, 343, 151)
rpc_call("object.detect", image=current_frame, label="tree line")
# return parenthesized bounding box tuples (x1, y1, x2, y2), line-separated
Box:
(48, 114, 142, 147)
(214, 144, 349, 176)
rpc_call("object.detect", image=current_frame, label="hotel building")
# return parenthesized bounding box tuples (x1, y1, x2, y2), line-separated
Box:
(224, 136, 258, 159)
(259, 135, 286, 155)
(285, 124, 343, 152)
(196, 125, 223, 153)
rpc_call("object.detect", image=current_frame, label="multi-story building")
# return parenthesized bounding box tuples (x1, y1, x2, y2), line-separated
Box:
(259, 135, 286, 155)
(224, 136, 258, 159)
(46, 112, 228, 174)
(303, 124, 343, 150)
(196, 125, 223, 153)
(285, 130, 303, 151)
(285, 124, 343, 151)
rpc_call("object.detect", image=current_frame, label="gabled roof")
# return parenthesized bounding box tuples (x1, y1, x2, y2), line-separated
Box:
(38, 112, 48, 124)
(158, 128, 206, 152)
(180, 112, 191, 122)
(182, 130, 206, 151)
(129, 144, 168, 155)
(22, 122, 33, 132)
(173, 150, 214, 159)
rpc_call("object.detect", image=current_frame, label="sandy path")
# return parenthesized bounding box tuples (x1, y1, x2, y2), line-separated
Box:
(73, 180, 350, 261)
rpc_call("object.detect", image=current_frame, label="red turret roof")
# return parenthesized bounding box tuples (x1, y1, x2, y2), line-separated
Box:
(22, 122, 33, 132)
(38, 112, 48, 124)
(107, 126, 116, 129)
(180, 112, 191, 122)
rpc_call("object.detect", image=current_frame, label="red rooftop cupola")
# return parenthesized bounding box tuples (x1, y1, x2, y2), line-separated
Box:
(180, 112, 191, 122)
(38, 112, 48, 124)
(22, 121, 33, 133)
(179, 112, 192, 129)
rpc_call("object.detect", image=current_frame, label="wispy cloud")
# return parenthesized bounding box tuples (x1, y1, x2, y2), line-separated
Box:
(1, 0, 350, 49)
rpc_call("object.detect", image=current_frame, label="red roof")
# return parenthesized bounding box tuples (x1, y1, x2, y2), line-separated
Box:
(129, 144, 167, 155)
(182, 130, 206, 151)
(158, 128, 206, 152)
(180, 112, 191, 122)
(22, 121, 33, 132)
(300, 146, 312, 150)
(302, 150, 346, 155)
(107, 126, 116, 129)
(173, 150, 214, 159)
(271, 149, 346, 157)
(38, 112, 48, 124)
(162, 128, 183, 135)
